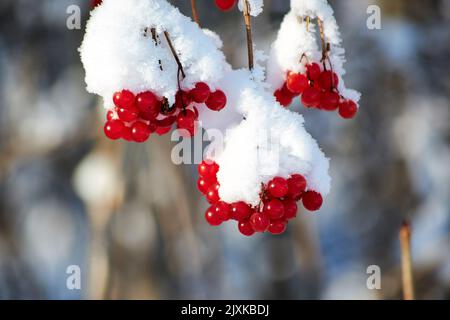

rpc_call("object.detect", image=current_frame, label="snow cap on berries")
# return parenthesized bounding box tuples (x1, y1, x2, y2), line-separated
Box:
(80, 0, 230, 107)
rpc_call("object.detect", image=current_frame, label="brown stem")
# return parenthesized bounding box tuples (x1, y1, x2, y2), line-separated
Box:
(242, 0, 254, 71)
(400, 221, 415, 300)
(317, 18, 329, 64)
(190, 0, 200, 26)
(163, 31, 186, 79)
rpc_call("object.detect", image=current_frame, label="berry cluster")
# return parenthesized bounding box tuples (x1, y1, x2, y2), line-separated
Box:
(274, 62, 358, 119)
(103, 83, 227, 142)
(197, 160, 323, 236)
(214, 0, 237, 11)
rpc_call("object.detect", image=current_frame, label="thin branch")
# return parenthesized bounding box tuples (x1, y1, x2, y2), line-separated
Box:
(400, 221, 415, 300)
(190, 0, 200, 26)
(163, 31, 186, 79)
(317, 18, 328, 63)
(150, 28, 163, 71)
(242, 0, 254, 71)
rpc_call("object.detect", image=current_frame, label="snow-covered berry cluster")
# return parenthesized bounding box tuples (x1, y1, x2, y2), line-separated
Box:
(103, 83, 227, 142)
(274, 62, 358, 119)
(198, 160, 323, 236)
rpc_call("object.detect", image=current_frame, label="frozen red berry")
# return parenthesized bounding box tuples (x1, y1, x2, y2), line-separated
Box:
(215, 201, 231, 221)
(177, 110, 197, 136)
(215, 0, 236, 11)
(274, 89, 293, 107)
(283, 199, 297, 220)
(106, 109, 115, 121)
(301, 87, 321, 108)
(205, 206, 222, 226)
(231, 201, 253, 221)
(267, 177, 289, 198)
(286, 72, 308, 94)
(320, 91, 340, 111)
(190, 82, 211, 103)
(206, 183, 220, 204)
(206, 90, 227, 111)
(268, 219, 287, 235)
(338, 100, 358, 119)
(131, 121, 151, 143)
(263, 199, 285, 220)
(117, 105, 139, 122)
(198, 161, 219, 180)
(302, 191, 323, 211)
(197, 177, 212, 195)
(307, 63, 321, 81)
(104, 120, 124, 140)
(122, 126, 133, 142)
(238, 220, 255, 236)
(113, 90, 135, 109)
(287, 174, 307, 200)
(318, 71, 339, 91)
(136, 91, 160, 117)
(250, 212, 270, 233)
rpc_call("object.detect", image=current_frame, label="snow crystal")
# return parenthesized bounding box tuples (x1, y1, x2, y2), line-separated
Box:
(238, 0, 264, 17)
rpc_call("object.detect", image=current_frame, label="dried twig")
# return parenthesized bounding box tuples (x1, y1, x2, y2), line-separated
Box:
(190, 0, 200, 26)
(317, 18, 329, 63)
(163, 31, 186, 79)
(400, 221, 415, 300)
(242, 0, 254, 71)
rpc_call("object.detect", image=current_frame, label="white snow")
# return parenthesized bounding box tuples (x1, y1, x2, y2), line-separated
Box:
(238, 0, 264, 17)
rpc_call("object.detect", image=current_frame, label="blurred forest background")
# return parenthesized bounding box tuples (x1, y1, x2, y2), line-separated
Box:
(0, 0, 449, 299)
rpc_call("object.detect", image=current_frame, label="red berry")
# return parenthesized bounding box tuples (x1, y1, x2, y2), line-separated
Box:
(136, 91, 160, 116)
(250, 212, 270, 233)
(320, 91, 340, 111)
(113, 90, 135, 109)
(267, 177, 289, 198)
(117, 105, 139, 122)
(206, 90, 227, 111)
(156, 116, 176, 128)
(318, 71, 339, 91)
(206, 183, 220, 204)
(301, 87, 321, 108)
(122, 126, 133, 142)
(215, 201, 231, 221)
(190, 82, 211, 103)
(197, 177, 212, 194)
(155, 126, 172, 136)
(281, 83, 298, 98)
(263, 199, 285, 220)
(274, 89, 293, 107)
(215, 0, 236, 11)
(231, 201, 253, 221)
(104, 120, 124, 140)
(106, 109, 115, 121)
(176, 110, 197, 137)
(205, 206, 222, 226)
(283, 199, 297, 220)
(198, 161, 219, 180)
(131, 121, 150, 143)
(287, 174, 307, 200)
(338, 100, 358, 119)
(238, 220, 255, 236)
(91, 0, 102, 9)
(307, 63, 321, 81)
(302, 191, 323, 211)
(268, 219, 287, 235)
(286, 72, 308, 94)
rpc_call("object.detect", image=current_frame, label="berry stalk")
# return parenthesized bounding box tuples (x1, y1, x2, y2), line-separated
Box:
(242, 0, 254, 71)
(190, 0, 200, 26)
